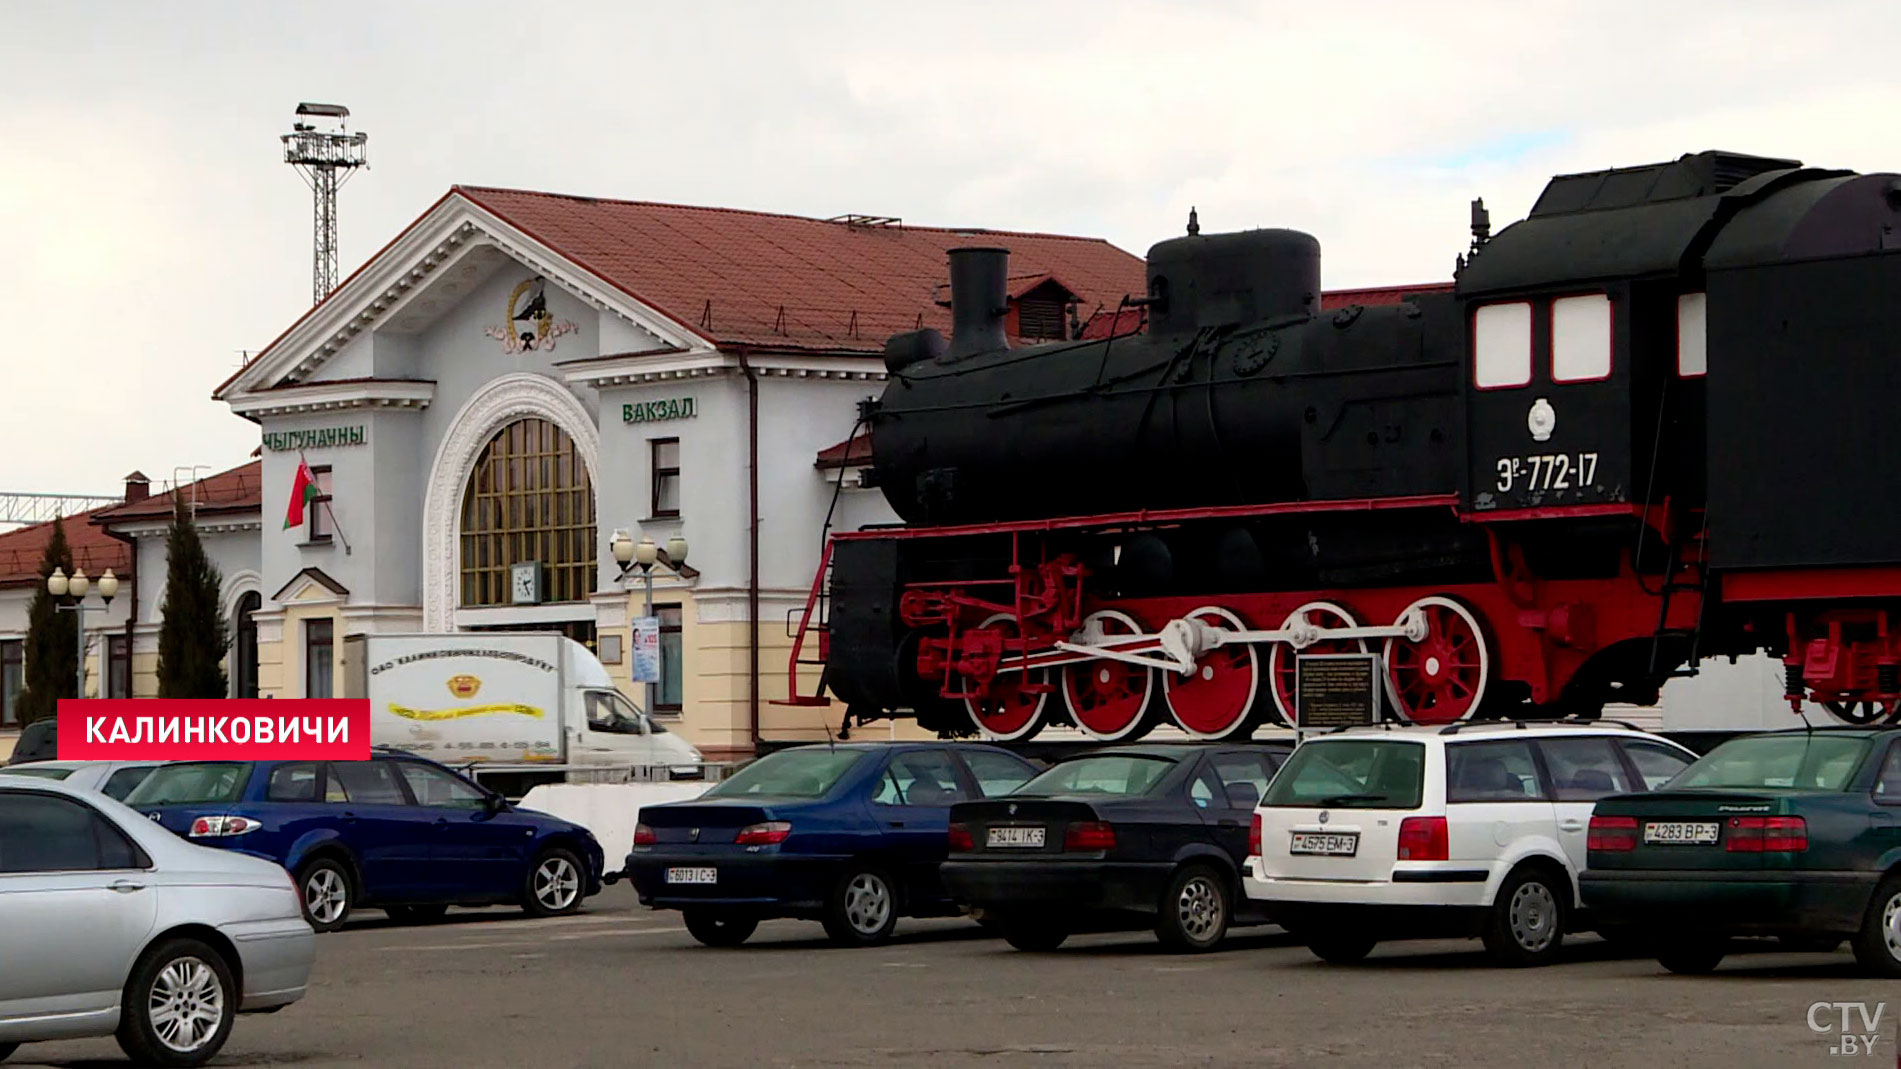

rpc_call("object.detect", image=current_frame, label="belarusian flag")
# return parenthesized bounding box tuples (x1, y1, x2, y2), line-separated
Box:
(284, 458, 320, 529)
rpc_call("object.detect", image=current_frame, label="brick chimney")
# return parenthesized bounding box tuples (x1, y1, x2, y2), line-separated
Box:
(123, 471, 150, 504)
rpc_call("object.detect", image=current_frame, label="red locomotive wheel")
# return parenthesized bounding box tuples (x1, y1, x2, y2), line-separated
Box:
(961, 614, 1050, 742)
(1268, 602, 1368, 726)
(1382, 596, 1489, 725)
(1061, 610, 1156, 742)
(1162, 606, 1261, 740)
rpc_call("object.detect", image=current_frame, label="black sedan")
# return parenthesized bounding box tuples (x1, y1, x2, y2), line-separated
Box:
(942, 742, 1291, 952)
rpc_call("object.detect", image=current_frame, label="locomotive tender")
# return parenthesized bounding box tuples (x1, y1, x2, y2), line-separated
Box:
(784, 150, 1901, 742)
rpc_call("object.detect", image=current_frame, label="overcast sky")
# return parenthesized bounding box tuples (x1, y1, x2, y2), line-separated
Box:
(2, 0, 1896, 496)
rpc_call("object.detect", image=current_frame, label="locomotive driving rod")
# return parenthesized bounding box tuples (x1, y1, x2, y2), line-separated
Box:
(1021, 608, 1430, 676)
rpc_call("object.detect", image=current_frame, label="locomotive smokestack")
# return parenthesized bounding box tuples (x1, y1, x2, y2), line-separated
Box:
(946, 247, 1011, 359)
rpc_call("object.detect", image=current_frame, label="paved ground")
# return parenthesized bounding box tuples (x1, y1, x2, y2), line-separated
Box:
(12, 886, 1895, 1068)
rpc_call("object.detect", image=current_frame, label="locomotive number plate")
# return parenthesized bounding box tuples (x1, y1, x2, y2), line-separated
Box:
(1495, 452, 1600, 493)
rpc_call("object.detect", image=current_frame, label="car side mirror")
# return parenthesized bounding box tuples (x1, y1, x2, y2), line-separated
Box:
(483, 792, 507, 815)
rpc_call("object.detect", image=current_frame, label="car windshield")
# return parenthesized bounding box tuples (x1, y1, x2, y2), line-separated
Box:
(0, 766, 73, 780)
(1263, 739, 1426, 809)
(1673, 734, 1873, 791)
(1016, 754, 1175, 797)
(124, 762, 253, 806)
(704, 749, 866, 798)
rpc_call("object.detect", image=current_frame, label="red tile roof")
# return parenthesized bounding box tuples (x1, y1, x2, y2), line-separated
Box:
(453, 187, 1149, 354)
(92, 461, 263, 524)
(0, 507, 131, 590)
(815, 433, 873, 471)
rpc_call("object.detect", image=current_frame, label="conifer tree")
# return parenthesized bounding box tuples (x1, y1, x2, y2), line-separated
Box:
(15, 515, 77, 722)
(156, 497, 229, 698)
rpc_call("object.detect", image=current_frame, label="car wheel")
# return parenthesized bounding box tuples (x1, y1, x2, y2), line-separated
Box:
(522, 847, 586, 917)
(1155, 864, 1231, 953)
(821, 866, 898, 947)
(1656, 938, 1728, 974)
(998, 913, 1069, 952)
(1306, 934, 1376, 964)
(1481, 865, 1567, 967)
(297, 857, 354, 933)
(1851, 874, 1901, 978)
(684, 910, 759, 947)
(114, 937, 236, 1068)
(385, 905, 449, 925)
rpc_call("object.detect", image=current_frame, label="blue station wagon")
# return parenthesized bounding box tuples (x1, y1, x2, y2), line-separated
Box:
(124, 750, 605, 931)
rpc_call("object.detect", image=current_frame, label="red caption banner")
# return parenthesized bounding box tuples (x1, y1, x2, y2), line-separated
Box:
(56, 699, 371, 761)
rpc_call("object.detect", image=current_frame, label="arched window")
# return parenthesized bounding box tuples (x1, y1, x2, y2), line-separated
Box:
(233, 592, 260, 699)
(460, 418, 597, 606)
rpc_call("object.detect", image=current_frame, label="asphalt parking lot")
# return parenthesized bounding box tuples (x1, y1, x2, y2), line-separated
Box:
(12, 886, 1894, 1068)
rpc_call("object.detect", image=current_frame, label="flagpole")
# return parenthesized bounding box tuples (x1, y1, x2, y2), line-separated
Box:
(291, 449, 351, 555)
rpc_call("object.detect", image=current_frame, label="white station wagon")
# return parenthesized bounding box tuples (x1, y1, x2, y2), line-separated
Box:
(1243, 722, 1698, 966)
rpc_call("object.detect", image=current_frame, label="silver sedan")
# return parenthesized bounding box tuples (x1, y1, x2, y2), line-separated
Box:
(0, 773, 315, 1067)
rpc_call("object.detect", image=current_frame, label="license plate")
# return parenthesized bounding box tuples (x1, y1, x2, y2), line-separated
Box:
(665, 867, 718, 884)
(1644, 822, 1719, 845)
(1290, 831, 1360, 856)
(987, 826, 1046, 848)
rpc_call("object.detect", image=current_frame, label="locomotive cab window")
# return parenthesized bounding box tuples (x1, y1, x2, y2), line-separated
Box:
(1677, 292, 1708, 377)
(1473, 302, 1532, 388)
(1551, 293, 1612, 382)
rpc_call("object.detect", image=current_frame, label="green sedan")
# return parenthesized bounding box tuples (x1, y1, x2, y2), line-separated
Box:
(1579, 726, 1901, 976)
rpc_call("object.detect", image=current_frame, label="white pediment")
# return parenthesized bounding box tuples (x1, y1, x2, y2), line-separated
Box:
(217, 192, 714, 404)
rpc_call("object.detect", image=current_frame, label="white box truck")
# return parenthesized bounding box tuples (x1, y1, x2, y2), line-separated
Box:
(342, 633, 703, 795)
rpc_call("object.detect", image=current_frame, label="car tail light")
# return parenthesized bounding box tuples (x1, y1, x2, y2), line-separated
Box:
(1247, 812, 1262, 858)
(1726, 815, 1807, 853)
(633, 823, 657, 847)
(1396, 816, 1448, 861)
(188, 815, 259, 838)
(1587, 815, 1639, 852)
(948, 822, 973, 852)
(734, 821, 792, 846)
(1063, 821, 1116, 851)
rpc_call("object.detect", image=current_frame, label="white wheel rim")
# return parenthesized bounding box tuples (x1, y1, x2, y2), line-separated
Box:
(844, 873, 892, 934)
(1162, 605, 1260, 739)
(149, 955, 224, 1053)
(1509, 880, 1558, 952)
(963, 612, 1049, 742)
(1268, 601, 1367, 725)
(1381, 595, 1491, 724)
(1061, 609, 1155, 741)
(536, 856, 580, 910)
(306, 868, 348, 925)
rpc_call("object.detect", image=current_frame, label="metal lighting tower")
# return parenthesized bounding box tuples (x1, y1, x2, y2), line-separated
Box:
(282, 103, 368, 305)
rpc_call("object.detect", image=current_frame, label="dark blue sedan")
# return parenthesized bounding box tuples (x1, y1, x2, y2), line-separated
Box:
(123, 749, 606, 931)
(616, 742, 1039, 947)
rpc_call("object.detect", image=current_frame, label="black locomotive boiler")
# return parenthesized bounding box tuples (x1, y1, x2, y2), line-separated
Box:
(783, 150, 1901, 742)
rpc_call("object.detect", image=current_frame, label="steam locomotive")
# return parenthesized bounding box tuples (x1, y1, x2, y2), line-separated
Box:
(783, 150, 1901, 741)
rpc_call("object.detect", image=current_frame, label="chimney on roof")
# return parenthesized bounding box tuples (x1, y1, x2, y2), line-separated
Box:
(124, 471, 150, 504)
(946, 247, 1011, 360)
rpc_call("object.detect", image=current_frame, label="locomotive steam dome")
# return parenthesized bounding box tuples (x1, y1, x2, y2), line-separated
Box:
(1144, 227, 1321, 334)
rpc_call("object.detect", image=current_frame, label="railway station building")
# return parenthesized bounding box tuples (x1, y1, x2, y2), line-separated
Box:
(1, 187, 1148, 759)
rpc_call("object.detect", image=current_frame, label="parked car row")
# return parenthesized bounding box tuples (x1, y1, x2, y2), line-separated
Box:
(616, 724, 1901, 978)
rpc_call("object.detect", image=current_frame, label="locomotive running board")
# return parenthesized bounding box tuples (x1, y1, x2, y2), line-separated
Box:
(1000, 611, 1427, 676)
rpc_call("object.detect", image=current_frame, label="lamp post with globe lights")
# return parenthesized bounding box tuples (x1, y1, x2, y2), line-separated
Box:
(47, 566, 118, 699)
(610, 529, 688, 709)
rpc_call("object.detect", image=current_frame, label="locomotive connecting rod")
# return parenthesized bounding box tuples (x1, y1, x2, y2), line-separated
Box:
(1032, 608, 1430, 676)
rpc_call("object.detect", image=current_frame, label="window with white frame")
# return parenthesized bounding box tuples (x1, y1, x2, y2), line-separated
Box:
(1473, 302, 1532, 388)
(1551, 293, 1612, 382)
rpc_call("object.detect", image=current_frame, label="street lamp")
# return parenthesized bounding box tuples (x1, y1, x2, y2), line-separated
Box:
(611, 529, 689, 708)
(48, 566, 117, 700)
